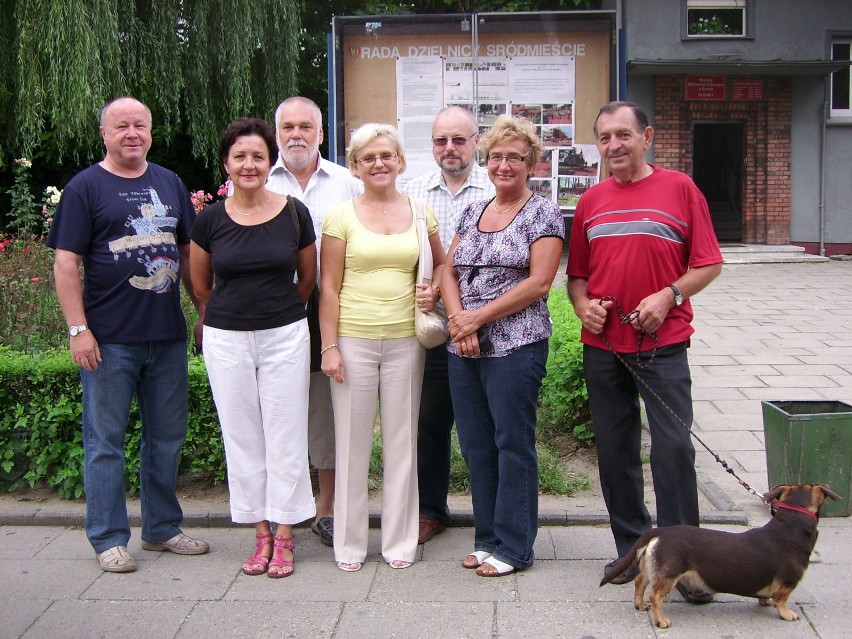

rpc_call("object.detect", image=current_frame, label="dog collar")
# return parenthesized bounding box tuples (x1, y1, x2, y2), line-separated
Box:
(771, 501, 818, 522)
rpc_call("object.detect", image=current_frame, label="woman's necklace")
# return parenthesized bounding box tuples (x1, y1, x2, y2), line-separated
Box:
(490, 193, 527, 215)
(361, 194, 402, 215)
(231, 196, 270, 217)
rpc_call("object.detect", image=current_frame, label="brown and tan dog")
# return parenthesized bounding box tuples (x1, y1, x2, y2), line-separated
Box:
(600, 483, 842, 629)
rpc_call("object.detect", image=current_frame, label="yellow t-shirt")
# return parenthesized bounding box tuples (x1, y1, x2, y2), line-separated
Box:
(322, 197, 439, 339)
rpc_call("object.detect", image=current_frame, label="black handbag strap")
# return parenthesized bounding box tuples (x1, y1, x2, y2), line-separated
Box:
(287, 196, 300, 240)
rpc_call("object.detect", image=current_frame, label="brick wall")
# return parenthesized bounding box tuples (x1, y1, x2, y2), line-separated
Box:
(653, 76, 792, 244)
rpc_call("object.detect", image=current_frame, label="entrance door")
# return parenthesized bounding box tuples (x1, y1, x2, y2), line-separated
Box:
(692, 122, 744, 243)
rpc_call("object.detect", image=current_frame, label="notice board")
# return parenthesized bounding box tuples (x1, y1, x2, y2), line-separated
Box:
(331, 12, 615, 211)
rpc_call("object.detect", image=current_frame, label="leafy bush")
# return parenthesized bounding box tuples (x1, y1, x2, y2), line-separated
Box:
(0, 347, 224, 498)
(0, 234, 66, 353)
(540, 287, 594, 443)
(1, 286, 592, 499)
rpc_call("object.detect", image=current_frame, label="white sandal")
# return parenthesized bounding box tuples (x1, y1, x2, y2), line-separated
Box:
(476, 556, 515, 577)
(337, 561, 363, 572)
(462, 550, 491, 569)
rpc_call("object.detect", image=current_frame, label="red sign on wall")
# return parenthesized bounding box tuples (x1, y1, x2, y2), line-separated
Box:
(732, 79, 763, 100)
(686, 75, 726, 101)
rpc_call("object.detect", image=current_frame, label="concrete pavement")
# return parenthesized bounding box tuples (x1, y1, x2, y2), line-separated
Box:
(2, 260, 852, 638)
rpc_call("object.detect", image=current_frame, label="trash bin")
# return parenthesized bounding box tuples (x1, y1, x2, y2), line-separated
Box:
(762, 400, 852, 517)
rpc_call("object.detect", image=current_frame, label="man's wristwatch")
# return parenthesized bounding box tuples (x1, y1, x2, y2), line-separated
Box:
(669, 285, 684, 307)
(68, 324, 89, 337)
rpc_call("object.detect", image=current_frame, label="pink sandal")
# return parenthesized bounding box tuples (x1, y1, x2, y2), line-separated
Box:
(268, 535, 295, 578)
(242, 532, 274, 576)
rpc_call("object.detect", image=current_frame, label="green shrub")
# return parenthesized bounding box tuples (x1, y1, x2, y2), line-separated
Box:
(0, 235, 66, 354)
(540, 287, 594, 443)
(0, 286, 593, 500)
(0, 347, 224, 498)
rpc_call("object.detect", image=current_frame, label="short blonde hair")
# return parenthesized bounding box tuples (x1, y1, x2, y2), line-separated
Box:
(346, 123, 407, 175)
(480, 115, 542, 174)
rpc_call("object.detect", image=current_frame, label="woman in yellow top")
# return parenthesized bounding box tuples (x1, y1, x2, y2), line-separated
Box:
(320, 123, 444, 572)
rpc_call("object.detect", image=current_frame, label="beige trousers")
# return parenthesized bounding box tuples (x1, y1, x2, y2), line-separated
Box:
(331, 335, 424, 564)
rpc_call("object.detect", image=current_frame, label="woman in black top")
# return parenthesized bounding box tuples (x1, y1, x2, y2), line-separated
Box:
(190, 118, 317, 578)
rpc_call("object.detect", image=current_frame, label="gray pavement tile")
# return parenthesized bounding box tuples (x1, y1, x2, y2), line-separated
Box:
(37, 527, 101, 560)
(692, 386, 749, 401)
(636, 601, 819, 637)
(417, 527, 474, 562)
(694, 365, 780, 377)
(795, 563, 852, 605)
(0, 527, 62, 560)
(516, 558, 635, 603)
(693, 375, 768, 388)
(334, 601, 492, 639)
(81, 553, 238, 601)
(693, 412, 764, 430)
(740, 387, 831, 400)
(799, 604, 852, 639)
(0, 559, 101, 600)
(0, 597, 51, 639)
(690, 430, 765, 452)
(224, 558, 375, 602)
(497, 601, 656, 639)
(709, 399, 773, 414)
(176, 601, 340, 638)
(769, 364, 852, 377)
(756, 375, 840, 388)
(368, 560, 518, 603)
(22, 600, 194, 639)
(733, 354, 810, 365)
(728, 450, 771, 475)
(685, 354, 739, 365)
(550, 525, 615, 561)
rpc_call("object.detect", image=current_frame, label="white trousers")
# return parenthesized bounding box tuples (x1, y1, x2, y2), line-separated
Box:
(203, 321, 316, 525)
(331, 336, 424, 564)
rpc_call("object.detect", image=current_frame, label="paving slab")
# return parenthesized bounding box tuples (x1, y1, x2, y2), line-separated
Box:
(1, 261, 852, 639)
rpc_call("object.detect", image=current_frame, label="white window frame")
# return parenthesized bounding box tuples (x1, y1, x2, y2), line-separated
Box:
(831, 38, 852, 119)
(685, 0, 747, 39)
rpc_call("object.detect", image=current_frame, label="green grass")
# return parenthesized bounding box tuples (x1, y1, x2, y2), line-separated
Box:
(367, 425, 590, 497)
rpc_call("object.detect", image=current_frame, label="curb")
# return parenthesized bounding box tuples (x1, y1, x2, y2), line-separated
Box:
(0, 474, 748, 528)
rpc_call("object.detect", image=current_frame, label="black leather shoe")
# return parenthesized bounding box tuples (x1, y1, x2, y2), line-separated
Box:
(676, 581, 714, 604)
(604, 559, 639, 584)
(310, 516, 333, 546)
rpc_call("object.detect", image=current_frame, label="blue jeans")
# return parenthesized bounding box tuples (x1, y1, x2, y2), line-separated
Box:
(448, 340, 548, 569)
(417, 344, 454, 523)
(81, 340, 188, 553)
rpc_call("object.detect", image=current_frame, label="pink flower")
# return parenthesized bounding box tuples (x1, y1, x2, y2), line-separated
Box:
(217, 180, 232, 198)
(31, 277, 40, 283)
(190, 190, 213, 214)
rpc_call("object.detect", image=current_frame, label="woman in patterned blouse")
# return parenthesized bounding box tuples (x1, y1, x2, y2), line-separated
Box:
(441, 114, 564, 577)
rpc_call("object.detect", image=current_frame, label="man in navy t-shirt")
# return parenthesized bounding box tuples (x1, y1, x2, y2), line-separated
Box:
(46, 97, 209, 573)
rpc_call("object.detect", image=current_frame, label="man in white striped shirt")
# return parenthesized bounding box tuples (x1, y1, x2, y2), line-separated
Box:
(403, 106, 495, 544)
(266, 97, 362, 547)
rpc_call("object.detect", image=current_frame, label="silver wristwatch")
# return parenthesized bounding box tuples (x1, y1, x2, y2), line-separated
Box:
(669, 285, 684, 307)
(68, 324, 89, 337)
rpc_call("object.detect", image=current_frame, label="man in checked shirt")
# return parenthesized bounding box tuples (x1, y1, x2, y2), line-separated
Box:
(403, 106, 496, 544)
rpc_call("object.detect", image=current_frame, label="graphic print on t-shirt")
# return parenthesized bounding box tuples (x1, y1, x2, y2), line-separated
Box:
(107, 187, 180, 294)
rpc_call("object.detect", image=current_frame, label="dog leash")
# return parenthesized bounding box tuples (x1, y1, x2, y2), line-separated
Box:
(597, 296, 766, 503)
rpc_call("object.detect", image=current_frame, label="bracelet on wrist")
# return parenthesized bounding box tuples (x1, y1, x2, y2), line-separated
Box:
(320, 343, 338, 355)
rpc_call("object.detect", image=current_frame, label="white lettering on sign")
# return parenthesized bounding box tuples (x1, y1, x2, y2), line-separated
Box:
(360, 46, 401, 58)
(487, 43, 585, 57)
(356, 43, 586, 59)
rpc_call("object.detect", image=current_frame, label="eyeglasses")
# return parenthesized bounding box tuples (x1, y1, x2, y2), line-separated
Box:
(356, 152, 399, 167)
(431, 133, 477, 147)
(486, 153, 527, 166)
